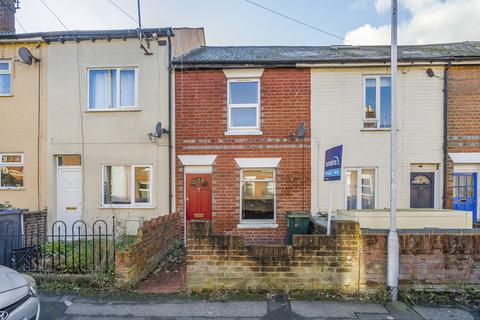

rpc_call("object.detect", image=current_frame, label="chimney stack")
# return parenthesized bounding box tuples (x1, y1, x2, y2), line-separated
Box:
(0, 0, 18, 34)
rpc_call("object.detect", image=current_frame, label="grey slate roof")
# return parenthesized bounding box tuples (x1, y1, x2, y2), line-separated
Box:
(174, 41, 480, 67)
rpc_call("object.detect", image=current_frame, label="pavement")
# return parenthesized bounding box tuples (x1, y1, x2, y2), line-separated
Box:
(39, 293, 478, 320)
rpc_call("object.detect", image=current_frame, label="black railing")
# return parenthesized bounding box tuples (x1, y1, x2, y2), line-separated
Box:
(0, 217, 115, 274)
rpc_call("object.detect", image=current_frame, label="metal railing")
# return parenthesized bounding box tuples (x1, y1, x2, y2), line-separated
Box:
(0, 217, 115, 274)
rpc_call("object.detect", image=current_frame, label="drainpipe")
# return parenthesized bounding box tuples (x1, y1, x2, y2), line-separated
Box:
(442, 60, 452, 209)
(167, 32, 173, 214)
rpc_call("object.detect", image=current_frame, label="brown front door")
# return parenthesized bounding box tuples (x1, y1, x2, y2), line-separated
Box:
(186, 174, 212, 222)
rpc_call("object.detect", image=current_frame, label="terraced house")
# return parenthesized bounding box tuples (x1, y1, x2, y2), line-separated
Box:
(174, 42, 480, 244)
(0, 7, 47, 212)
(0, 22, 205, 233)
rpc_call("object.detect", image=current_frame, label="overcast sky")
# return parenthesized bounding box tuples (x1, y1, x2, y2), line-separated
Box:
(15, 0, 480, 46)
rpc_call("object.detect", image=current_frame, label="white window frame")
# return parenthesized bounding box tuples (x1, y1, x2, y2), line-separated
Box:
(0, 60, 12, 96)
(239, 168, 276, 225)
(344, 167, 377, 210)
(227, 78, 261, 133)
(101, 164, 153, 208)
(363, 75, 390, 129)
(0, 153, 24, 190)
(87, 67, 138, 110)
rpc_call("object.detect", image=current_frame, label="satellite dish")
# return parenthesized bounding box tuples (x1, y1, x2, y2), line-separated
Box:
(18, 47, 40, 65)
(155, 122, 164, 138)
(148, 122, 169, 141)
(295, 122, 306, 139)
(426, 68, 435, 78)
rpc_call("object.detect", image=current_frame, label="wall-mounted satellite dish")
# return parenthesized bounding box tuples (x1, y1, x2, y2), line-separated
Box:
(295, 122, 306, 139)
(18, 47, 40, 65)
(148, 122, 169, 141)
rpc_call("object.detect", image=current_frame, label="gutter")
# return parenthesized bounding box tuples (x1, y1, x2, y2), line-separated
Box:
(167, 32, 173, 214)
(0, 28, 173, 43)
(173, 58, 480, 70)
(443, 60, 452, 209)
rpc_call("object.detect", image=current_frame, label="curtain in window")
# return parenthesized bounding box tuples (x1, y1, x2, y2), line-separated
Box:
(380, 77, 392, 128)
(120, 70, 135, 107)
(104, 166, 131, 204)
(89, 70, 113, 108)
(0, 74, 10, 95)
(361, 169, 375, 209)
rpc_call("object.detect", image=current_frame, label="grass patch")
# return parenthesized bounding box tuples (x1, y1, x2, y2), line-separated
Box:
(40, 240, 114, 273)
(32, 271, 117, 295)
(399, 288, 480, 309)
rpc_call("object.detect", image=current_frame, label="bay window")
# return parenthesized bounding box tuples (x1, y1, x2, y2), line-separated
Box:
(363, 76, 391, 128)
(227, 79, 260, 132)
(0, 153, 24, 189)
(0, 61, 12, 96)
(346, 168, 376, 209)
(88, 68, 137, 109)
(102, 164, 152, 207)
(241, 169, 275, 221)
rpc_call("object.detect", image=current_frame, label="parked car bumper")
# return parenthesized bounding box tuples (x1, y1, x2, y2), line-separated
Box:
(3, 295, 40, 320)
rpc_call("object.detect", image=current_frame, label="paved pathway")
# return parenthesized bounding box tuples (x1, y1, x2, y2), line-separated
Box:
(39, 293, 477, 320)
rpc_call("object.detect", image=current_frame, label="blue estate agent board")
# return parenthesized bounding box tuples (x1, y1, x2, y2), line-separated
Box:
(324, 145, 343, 181)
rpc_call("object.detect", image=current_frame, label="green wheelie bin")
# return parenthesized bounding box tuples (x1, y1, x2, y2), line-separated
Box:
(286, 212, 310, 245)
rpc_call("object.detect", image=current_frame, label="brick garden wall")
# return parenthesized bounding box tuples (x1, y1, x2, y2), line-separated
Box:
(187, 220, 360, 292)
(187, 220, 480, 293)
(23, 210, 47, 245)
(361, 231, 480, 291)
(175, 68, 311, 245)
(445, 66, 480, 209)
(115, 212, 181, 286)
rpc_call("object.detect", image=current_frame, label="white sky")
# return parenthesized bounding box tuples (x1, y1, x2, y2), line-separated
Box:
(14, 0, 480, 46)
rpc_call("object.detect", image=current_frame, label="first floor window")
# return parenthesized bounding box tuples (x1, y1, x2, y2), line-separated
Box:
(102, 164, 152, 206)
(346, 168, 376, 209)
(241, 169, 275, 220)
(0, 61, 12, 96)
(88, 67, 137, 109)
(0, 153, 24, 189)
(364, 76, 391, 128)
(228, 79, 260, 130)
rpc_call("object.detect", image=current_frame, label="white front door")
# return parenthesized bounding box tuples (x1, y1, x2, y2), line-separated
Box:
(57, 167, 82, 233)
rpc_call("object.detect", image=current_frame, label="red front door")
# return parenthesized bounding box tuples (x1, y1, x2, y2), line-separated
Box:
(186, 174, 212, 221)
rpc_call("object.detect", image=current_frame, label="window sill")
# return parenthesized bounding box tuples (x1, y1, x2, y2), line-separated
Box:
(0, 187, 25, 191)
(0, 94, 13, 97)
(99, 205, 155, 209)
(85, 108, 141, 113)
(361, 128, 391, 132)
(225, 130, 263, 136)
(237, 222, 278, 229)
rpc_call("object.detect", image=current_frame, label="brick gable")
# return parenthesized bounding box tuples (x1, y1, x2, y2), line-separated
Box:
(445, 66, 480, 209)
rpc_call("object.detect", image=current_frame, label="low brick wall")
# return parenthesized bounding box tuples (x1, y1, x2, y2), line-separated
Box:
(187, 220, 480, 293)
(23, 210, 47, 245)
(360, 230, 480, 291)
(115, 212, 181, 286)
(187, 220, 360, 292)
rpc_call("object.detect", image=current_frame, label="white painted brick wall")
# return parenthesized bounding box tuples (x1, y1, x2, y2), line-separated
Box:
(311, 66, 444, 213)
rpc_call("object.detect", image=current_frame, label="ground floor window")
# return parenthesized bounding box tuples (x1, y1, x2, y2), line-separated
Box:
(102, 164, 152, 207)
(241, 169, 275, 221)
(346, 168, 376, 209)
(0, 153, 24, 189)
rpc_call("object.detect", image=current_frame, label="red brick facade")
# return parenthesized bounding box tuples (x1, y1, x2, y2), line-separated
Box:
(175, 68, 311, 244)
(445, 66, 480, 209)
(0, 0, 16, 34)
